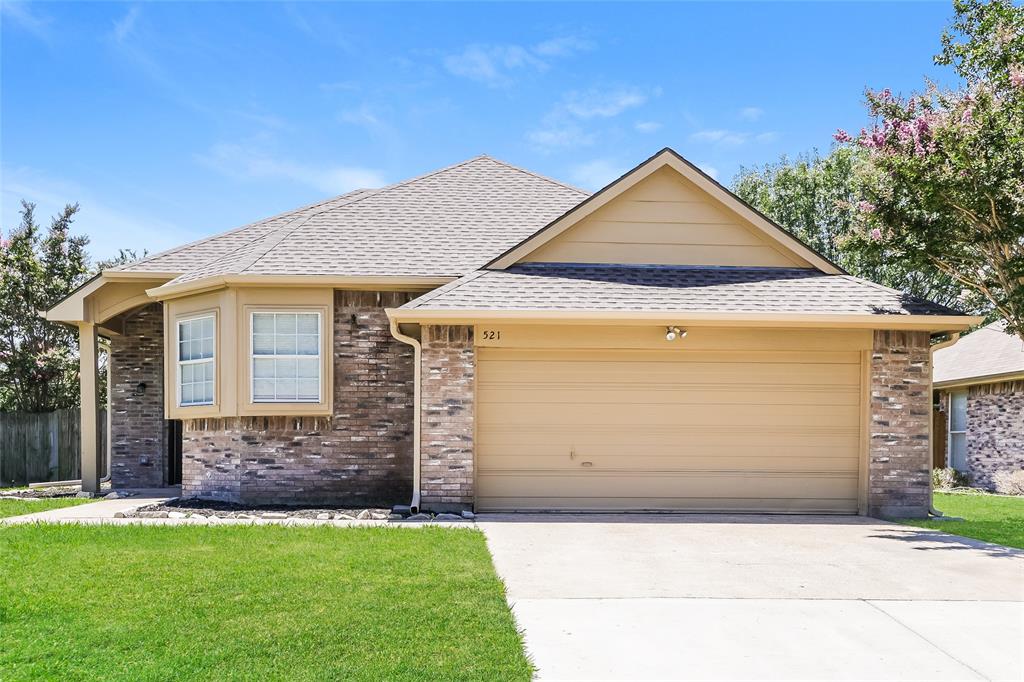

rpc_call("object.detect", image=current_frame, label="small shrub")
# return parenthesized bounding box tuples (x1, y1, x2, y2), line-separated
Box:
(992, 469, 1024, 496)
(932, 467, 970, 490)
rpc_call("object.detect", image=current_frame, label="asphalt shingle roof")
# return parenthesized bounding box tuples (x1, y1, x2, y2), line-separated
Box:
(401, 263, 963, 316)
(933, 320, 1024, 384)
(114, 157, 588, 282)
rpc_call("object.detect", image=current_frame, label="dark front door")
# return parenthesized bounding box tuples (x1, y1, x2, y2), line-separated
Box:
(166, 420, 183, 485)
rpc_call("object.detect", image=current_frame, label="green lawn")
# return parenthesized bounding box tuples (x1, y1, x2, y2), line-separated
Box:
(0, 524, 531, 681)
(0, 497, 95, 519)
(900, 492, 1024, 549)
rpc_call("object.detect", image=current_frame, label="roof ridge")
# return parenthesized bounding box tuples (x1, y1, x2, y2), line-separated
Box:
(483, 156, 590, 196)
(403, 270, 490, 309)
(110, 187, 374, 272)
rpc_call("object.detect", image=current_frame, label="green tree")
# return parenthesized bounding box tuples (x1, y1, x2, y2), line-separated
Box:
(732, 147, 975, 310)
(837, 0, 1024, 338)
(0, 201, 90, 412)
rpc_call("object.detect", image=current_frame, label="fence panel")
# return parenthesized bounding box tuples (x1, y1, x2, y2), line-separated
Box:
(0, 409, 107, 487)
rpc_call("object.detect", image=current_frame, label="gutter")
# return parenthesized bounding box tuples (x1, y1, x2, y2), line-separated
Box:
(389, 318, 422, 513)
(927, 332, 961, 518)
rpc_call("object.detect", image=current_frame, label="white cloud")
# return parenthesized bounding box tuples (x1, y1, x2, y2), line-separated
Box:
(532, 36, 594, 57)
(755, 131, 779, 143)
(197, 143, 385, 194)
(738, 106, 764, 122)
(570, 159, 628, 190)
(1, 1, 53, 42)
(634, 121, 662, 134)
(1, 165, 184, 261)
(563, 88, 647, 119)
(689, 129, 750, 146)
(443, 44, 546, 86)
(528, 87, 651, 152)
(111, 6, 140, 44)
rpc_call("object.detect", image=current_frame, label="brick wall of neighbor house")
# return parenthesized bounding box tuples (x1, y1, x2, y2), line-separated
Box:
(180, 291, 417, 506)
(966, 380, 1024, 489)
(868, 330, 932, 518)
(110, 303, 167, 488)
(419, 325, 475, 512)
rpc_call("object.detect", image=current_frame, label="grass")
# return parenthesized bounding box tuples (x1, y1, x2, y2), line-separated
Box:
(900, 491, 1024, 549)
(0, 497, 95, 519)
(0, 524, 531, 681)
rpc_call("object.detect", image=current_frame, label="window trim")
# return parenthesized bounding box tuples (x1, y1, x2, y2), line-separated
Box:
(947, 389, 968, 471)
(248, 310, 323, 404)
(176, 313, 216, 408)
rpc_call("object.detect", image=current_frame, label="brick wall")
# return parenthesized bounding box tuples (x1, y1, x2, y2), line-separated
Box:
(966, 380, 1024, 489)
(867, 330, 932, 518)
(419, 325, 475, 512)
(110, 303, 167, 488)
(180, 290, 416, 506)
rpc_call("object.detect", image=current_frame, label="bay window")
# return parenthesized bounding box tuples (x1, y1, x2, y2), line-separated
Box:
(178, 315, 215, 406)
(251, 311, 321, 402)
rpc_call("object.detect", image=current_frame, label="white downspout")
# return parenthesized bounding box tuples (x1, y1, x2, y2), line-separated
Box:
(389, 317, 422, 513)
(928, 332, 961, 518)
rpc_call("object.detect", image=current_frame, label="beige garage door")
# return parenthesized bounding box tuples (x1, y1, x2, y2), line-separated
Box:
(477, 348, 862, 513)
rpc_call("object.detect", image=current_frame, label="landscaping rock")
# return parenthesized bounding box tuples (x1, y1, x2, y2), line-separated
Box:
(137, 511, 168, 519)
(167, 511, 188, 519)
(460, 510, 475, 520)
(334, 513, 356, 520)
(262, 512, 288, 520)
(316, 513, 331, 520)
(356, 509, 372, 520)
(406, 513, 432, 522)
(113, 511, 126, 518)
(388, 513, 405, 520)
(75, 492, 95, 499)
(434, 513, 463, 522)
(104, 492, 120, 499)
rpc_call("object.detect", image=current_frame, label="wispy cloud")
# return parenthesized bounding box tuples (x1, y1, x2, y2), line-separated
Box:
(634, 121, 662, 134)
(443, 35, 594, 87)
(111, 5, 140, 44)
(532, 36, 594, 58)
(1, 165, 184, 261)
(696, 163, 720, 180)
(689, 128, 779, 146)
(738, 106, 764, 122)
(528, 87, 651, 152)
(196, 142, 385, 195)
(569, 159, 628, 190)
(1, 1, 53, 43)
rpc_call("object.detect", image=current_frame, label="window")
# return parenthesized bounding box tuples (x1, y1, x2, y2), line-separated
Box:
(178, 315, 215, 406)
(948, 390, 968, 472)
(251, 312, 321, 402)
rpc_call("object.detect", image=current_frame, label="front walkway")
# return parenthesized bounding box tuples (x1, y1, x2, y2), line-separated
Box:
(0, 489, 180, 524)
(478, 514, 1024, 681)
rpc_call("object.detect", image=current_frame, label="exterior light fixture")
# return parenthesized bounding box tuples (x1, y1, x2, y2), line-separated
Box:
(665, 326, 687, 342)
(132, 382, 147, 396)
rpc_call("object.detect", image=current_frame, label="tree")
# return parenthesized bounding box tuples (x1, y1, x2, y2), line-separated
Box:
(732, 147, 977, 310)
(0, 201, 90, 412)
(836, 0, 1024, 338)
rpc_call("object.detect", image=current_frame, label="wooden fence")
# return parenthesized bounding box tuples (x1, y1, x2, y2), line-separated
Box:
(0, 409, 108, 487)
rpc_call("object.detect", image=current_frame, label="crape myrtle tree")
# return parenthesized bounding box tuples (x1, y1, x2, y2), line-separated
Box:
(835, 0, 1024, 339)
(0, 201, 89, 412)
(732, 147, 976, 310)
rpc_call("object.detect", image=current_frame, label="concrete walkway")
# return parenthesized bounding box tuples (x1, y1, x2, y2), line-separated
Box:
(1, 489, 180, 524)
(478, 514, 1024, 681)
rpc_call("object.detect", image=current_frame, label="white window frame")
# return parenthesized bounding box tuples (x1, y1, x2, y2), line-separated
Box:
(176, 314, 216, 408)
(249, 310, 322, 404)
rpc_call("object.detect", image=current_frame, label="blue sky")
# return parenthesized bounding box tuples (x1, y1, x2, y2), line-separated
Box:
(2, 1, 961, 262)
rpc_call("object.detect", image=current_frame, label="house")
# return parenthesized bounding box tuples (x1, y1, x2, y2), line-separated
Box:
(45, 149, 981, 518)
(933, 320, 1024, 488)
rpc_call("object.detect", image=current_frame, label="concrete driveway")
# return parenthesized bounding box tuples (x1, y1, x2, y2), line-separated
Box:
(478, 514, 1024, 681)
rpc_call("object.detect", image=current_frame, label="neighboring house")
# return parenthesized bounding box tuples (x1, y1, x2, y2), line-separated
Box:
(933, 321, 1024, 488)
(45, 149, 980, 518)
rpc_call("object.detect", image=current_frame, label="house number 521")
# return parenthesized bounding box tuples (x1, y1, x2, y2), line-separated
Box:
(481, 330, 501, 341)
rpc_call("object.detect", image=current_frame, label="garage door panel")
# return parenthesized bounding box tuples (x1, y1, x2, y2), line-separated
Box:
(479, 402, 860, 428)
(476, 347, 862, 513)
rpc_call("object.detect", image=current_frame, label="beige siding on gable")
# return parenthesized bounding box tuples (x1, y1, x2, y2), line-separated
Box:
(523, 167, 813, 268)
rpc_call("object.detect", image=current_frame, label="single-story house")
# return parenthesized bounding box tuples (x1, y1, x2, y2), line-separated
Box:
(46, 148, 981, 518)
(933, 320, 1024, 488)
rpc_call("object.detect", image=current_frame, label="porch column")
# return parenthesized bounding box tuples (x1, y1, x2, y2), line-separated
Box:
(79, 322, 101, 494)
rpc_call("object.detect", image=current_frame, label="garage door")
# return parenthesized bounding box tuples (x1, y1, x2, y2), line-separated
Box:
(476, 348, 862, 513)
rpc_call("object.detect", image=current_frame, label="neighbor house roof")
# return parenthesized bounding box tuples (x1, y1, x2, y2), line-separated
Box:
(398, 263, 962, 318)
(934, 320, 1024, 386)
(119, 156, 588, 292)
